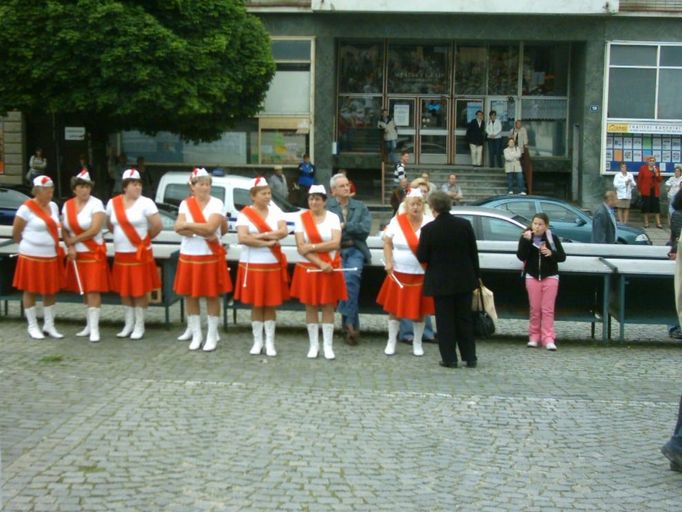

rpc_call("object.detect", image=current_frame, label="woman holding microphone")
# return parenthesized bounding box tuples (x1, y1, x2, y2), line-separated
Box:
(377, 188, 434, 356)
(290, 184, 347, 360)
(12, 175, 64, 339)
(61, 169, 110, 342)
(234, 177, 289, 357)
(106, 168, 162, 340)
(173, 167, 231, 352)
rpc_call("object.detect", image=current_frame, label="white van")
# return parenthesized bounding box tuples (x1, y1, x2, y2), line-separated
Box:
(155, 171, 305, 232)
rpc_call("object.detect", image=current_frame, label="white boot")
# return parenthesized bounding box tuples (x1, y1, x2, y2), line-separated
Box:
(187, 315, 203, 351)
(42, 305, 64, 339)
(384, 319, 400, 355)
(202, 316, 220, 352)
(412, 321, 425, 356)
(306, 324, 319, 358)
(88, 308, 101, 343)
(264, 320, 277, 357)
(76, 310, 90, 337)
(177, 318, 193, 341)
(322, 323, 335, 360)
(249, 321, 264, 355)
(117, 306, 134, 337)
(130, 307, 145, 340)
(25, 306, 45, 339)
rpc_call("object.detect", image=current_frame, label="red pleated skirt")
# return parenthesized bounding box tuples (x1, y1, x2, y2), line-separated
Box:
(12, 254, 63, 295)
(110, 251, 160, 298)
(233, 262, 289, 307)
(174, 253, 233, 298)
(290, 262, 348, 306)
(63, 251, 111, 293)
(376, 271, 435, 320)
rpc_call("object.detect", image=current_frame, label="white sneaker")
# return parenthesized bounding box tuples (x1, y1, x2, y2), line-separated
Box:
(508, 191, 514, 195)
(520, 192, 527, 195)
(546, 342, 557, 351)
(527, 341, 539, 348)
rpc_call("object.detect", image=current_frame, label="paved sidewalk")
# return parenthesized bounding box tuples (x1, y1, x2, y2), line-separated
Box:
(1, 307, 681, 511)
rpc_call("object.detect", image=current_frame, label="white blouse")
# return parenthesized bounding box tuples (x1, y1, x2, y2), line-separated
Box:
(61, 196, 105, 253)
(106, 196, 159, 253)
(383, 214, 434, 275)
(178, 196, 225, 256)
(16, 202, 61, 257)
(236, 207, 285, 264)
(294, 211, 341, 261)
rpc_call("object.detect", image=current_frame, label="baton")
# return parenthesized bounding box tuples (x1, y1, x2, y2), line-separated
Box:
(389, 272, 405, 289)
(72, 259, 84, 295)
(242, 246, 249, 288)
(306, 267, 358, 273)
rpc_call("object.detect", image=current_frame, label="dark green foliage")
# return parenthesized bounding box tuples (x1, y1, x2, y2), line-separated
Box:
(0, 0, 275, 142)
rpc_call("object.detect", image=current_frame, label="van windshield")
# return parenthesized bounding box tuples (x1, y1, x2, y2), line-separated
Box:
(162, 184, 225, 207)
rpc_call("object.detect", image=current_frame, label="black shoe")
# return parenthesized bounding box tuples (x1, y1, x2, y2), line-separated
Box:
(671, 461, 682, 472)
(439, 361, 458, 368)
(399, 337, 413, 345)
(423, 335, 438, 344)
(466, 361, 477, 368)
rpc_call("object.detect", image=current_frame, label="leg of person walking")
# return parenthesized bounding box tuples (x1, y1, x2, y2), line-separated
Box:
(526, 278, 542, 347)
(662, 394, 682, 471)
(434, 295, 458, 366)
(338, 248, 364, 343)
(540, 278, 559, 350)
(452, 291, 476, 367)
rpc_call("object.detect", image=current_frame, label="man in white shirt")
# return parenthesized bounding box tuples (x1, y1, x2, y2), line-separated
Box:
(486, 110, 503, 168)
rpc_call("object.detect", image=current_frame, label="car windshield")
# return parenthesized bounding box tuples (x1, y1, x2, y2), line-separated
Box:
(270, 190, 300, 213)
(0, 188, 30, 208)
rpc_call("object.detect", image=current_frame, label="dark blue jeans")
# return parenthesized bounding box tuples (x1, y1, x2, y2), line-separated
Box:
(488, 138, 503, 167)
(506, 172, 526, 194)
(337, 247, 365, 330)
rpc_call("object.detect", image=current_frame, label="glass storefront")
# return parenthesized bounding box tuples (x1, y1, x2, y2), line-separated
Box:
(604, 42, 682, 173)
(337, 40, 570, 163)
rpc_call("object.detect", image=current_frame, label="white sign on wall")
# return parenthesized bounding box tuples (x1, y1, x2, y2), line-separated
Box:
(64, 127, 86, 141)
(393, 105, 411, 127)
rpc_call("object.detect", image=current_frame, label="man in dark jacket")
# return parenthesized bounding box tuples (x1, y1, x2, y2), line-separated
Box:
(466, 110, 486, 167)
(417, 191, 480, 368)
(592, 191, 618, 243)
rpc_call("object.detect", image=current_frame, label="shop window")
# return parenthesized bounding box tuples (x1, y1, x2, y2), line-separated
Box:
(264, 39, 312, 115)
(608, 68, 656, 119)
(338, 42, 383, 94)
(260, 129, 307, 165)
(488, 45, 518, 95)
(661, 46, 682, 67)
(387, 44, 450, 95)
(272, 40, 311, 61)
(455, 46, 486, 95)
(659, 69, 682, 120)
(337, 96, 382, 153)
(522, 45, 569, 96)
(521, 99, 567, 157)
(610, 44, 657, 66)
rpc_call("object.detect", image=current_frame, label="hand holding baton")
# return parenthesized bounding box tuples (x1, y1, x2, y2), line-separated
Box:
(306, 266, 358, 273)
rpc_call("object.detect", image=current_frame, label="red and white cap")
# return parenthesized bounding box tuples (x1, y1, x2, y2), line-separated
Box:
(122, 168, 141, 181)
(406, 187, 423, 199)
(32, 175, 54, 188)
(189, 167, 209, 183)
(308, 184, 327, 196)
(76, 168, 93, 183)
(248, 176, 268, 190)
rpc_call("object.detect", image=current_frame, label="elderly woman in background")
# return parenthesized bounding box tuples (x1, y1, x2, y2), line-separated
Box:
(235, 177, 289, 357)
(12, 175, 64, 339)
(106, 169, 162, 340)
(173, 168, 231, 352)
(291, 184, 347, 360)
(61, 169, 110, 342)
(377, 188, 435, 357)
(612, 161, 636, 224)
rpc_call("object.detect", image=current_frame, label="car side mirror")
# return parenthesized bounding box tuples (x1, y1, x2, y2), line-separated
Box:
(576, 217, 586, 226)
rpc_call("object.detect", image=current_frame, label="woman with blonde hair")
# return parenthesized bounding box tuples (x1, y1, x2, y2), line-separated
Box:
(174, 167, 231, 352)
(12, 175, 64, 339)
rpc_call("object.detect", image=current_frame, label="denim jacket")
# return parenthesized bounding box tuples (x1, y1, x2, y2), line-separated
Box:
(326, 197, 372, 264)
